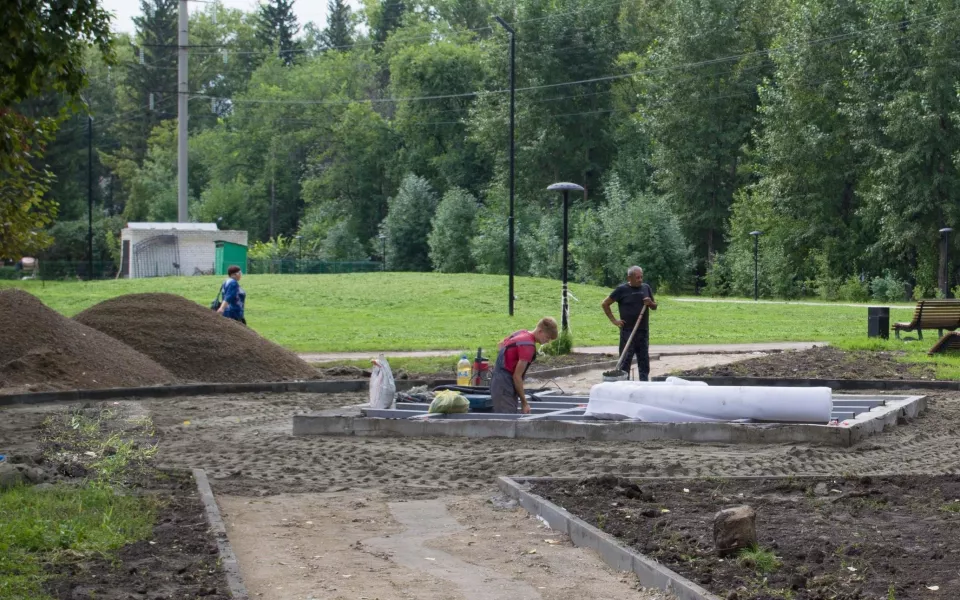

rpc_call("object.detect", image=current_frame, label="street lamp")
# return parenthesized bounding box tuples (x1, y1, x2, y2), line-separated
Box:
(750, 231, 762, 301)
(940, 227, 954, 298)
(379, 234, 386, 272)
(547, 182, 586, 332)
(494, 15, 516, 317)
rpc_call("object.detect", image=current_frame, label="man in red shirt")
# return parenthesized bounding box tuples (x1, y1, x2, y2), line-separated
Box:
(489, 317, 559, 414)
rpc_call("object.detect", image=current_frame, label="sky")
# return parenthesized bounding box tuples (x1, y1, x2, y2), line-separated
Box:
(102, 0, 361, 35)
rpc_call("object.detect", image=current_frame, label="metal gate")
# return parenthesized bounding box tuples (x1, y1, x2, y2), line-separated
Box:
(132, 234, 181, 278)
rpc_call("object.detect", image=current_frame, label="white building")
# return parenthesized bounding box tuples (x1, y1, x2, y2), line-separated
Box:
(119, 223, 248, 278)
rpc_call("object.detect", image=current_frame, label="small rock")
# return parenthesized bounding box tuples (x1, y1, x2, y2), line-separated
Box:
(0, 463, 29, 490)
(713, 505, 757, 557)
(813, 483, 829, 496)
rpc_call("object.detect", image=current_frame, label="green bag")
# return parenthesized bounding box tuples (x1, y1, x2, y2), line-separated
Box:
(428, 390, 470, 414)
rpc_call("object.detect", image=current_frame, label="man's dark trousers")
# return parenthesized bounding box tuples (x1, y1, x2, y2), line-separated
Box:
(619, 326, 650, 381)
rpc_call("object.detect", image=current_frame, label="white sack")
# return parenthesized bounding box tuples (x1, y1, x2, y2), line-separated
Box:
(369, 354, 396, 409)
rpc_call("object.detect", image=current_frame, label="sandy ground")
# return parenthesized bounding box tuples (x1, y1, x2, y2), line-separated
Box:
(4, 352, 960, 600)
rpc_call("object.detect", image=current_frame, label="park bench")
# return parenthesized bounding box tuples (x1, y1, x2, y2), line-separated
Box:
(928, 331, 960, 355)
(893, 299, 960, 340)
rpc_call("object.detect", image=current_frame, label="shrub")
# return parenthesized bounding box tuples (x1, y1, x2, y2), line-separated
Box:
(542, 327, 573, 356)
(381, 174, 438, 271)
(428, 187, 477, 273)
(837, 275, 870, 302)
(870, 271, 908, 302)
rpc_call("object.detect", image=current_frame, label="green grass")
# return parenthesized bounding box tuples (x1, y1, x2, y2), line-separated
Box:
(737, 545, 782, 575)
(0, 483, 156, 599)
(0, 273, 925, 352)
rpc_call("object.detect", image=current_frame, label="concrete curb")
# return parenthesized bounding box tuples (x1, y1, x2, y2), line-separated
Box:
(653, 375, 960, 391)
(0, 361, 618, 406)
(193, 468, 249, 600)
(497, 476, 720, 600)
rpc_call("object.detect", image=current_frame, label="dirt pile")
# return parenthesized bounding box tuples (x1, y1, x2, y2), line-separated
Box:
(0, 289, 176, 392)
(74, 293, 319, 383)
(678, 345, 936, 380)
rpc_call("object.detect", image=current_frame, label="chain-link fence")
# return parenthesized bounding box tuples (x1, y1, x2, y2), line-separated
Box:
(245, 259, 384, 275)
(0, 261, 119, 281)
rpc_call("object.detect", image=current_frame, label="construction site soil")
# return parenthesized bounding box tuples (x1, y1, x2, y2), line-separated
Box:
(0, 289, 175, 393)
(532, 474, 960, 600)
(678, 345, 937, 380)
(74, 293, 319, 384)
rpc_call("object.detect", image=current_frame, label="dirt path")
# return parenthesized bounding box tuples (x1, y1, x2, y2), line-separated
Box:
(219, 492, 674, 600)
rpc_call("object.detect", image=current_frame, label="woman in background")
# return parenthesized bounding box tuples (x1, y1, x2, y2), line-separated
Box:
(217, 265, 246, 324)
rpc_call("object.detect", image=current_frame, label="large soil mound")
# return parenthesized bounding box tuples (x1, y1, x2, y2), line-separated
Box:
(0, 289, 176, 392)
(74, 293, 318, 383)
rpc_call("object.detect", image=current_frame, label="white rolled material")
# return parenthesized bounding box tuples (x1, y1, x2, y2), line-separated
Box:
(585, 381, 832, 423)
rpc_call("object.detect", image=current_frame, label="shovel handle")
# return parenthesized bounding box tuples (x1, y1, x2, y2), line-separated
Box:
(615, 305, 648, 372)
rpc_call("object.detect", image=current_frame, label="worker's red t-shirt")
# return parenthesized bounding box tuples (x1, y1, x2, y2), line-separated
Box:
(500, 330, 537, 374)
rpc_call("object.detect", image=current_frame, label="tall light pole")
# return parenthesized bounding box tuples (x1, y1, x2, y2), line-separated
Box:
(294, 235, 302, 272)
(177, 0, 189, 223)
(547, 182, 585, 332)
(379, 234, 386, 272)
(750, 230, 762, 301)
(87, 116, 94, 279)
(940, 227, 954, 298)
(494, 15, 516, 317)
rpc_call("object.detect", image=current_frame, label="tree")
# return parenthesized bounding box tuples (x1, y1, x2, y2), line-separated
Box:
(319, 220, 367, 261)
(119, 0, 178, 163)
(321, 0, 354, 49)
(1, 0, 113, 260)
(429, 188, 478, 272)
(381, 174, 438, 271)
(257, 0, 301, 65)
(369, 0, 406, 44)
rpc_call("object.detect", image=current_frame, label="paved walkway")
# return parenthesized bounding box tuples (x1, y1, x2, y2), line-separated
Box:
(299, 341, 824, 362)
(673, 297, 915, 309)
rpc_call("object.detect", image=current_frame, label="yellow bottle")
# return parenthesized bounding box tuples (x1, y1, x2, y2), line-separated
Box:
(457, 354, 471, 386)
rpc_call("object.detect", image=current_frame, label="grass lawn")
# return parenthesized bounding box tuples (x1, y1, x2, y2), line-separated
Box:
(0, 483, 155, 599)
(0, 273, 922, 353)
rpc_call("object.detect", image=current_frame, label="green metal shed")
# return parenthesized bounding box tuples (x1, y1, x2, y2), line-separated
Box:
(214, 240, 248, 275)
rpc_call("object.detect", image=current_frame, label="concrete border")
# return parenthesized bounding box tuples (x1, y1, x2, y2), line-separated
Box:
(193, 468, 249, 600)
(292, 394, 926, 447)
(0, 361, 618, 407)
(653, 375, 959, 391)
(497, 476, 719, 600)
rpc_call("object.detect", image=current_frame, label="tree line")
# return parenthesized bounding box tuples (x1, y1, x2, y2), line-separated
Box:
(7, 0, 960, 300)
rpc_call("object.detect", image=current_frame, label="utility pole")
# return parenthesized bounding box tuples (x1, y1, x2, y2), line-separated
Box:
(494, 16, 516, 317)
(87, 116, 94, 279)
(178, 0, 189, 223)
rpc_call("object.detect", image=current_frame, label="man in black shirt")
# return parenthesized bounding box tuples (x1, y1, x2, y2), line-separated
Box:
(601, 266, 657, 381)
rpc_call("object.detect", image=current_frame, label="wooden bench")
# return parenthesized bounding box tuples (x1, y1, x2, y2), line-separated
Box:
(893, 299, 960, 340)
(928, 331, 960, 355)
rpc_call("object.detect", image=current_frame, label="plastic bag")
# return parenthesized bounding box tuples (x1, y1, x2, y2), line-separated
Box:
(369, 354, 396, 409)
(428, 390, 470, 414)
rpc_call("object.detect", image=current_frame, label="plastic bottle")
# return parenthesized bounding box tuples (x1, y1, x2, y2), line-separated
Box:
(457, 354, 471, 386)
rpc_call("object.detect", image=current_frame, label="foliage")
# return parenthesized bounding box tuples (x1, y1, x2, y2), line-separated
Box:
(318, 220, 367, 261)
(542, 327, 573, 356)
(381, 174, 439, 271)
(429, 187, 478, 273)
(45, 216, 125, 263)
(320, 0, 354, 49)
(257, 0, 301, 64)
(870, 271, 908, 303)
(248, 234, 296, 261)
(572, 175, 693, 289)
(737, 545, 781, 575)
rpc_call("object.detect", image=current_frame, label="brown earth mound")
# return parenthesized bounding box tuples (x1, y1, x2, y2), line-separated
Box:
(74, 293, 318, 383)
(0, 289, 176, 392)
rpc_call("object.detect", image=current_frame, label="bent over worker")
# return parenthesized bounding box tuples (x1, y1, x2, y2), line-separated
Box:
(601, 266, 657, 381)
(489, 317, 559, 414)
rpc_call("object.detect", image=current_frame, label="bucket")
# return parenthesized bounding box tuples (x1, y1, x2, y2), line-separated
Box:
(602, 369, 628, 382)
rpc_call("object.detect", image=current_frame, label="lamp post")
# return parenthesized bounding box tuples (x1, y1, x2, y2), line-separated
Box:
(494, 15, 516, 317)
(379, 234, 386, 272)
(547, 182, 586, 332)
(940, 227, 954, 298)
(294, 235, 302, 273)
(750, 230, 762, 301)
(87, 115, 94, 280)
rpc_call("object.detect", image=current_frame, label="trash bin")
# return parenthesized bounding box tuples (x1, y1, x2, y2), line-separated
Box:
(868, 306, 890, 339)
(214, 241, 248, 275)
